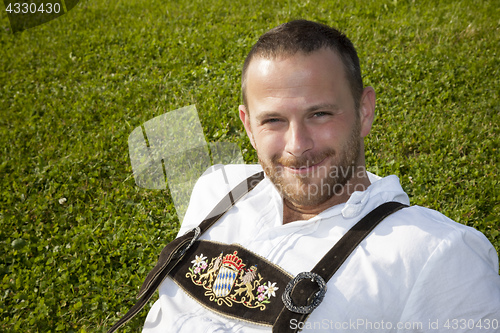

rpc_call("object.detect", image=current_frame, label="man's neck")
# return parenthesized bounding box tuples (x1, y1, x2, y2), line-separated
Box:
(282, 171, 371, 224)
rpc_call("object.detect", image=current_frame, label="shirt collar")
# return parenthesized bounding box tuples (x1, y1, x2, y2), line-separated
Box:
(340, 172, 410, 219)
(310, 172, 410, 221)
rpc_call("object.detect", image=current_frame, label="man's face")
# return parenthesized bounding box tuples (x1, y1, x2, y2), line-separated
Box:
(239, 48, 373, 207)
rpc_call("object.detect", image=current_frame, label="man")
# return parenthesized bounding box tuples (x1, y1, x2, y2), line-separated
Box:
(139, 20, 500, 332)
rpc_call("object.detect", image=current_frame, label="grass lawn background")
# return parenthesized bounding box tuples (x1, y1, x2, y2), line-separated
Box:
(1, 0, 499, 331)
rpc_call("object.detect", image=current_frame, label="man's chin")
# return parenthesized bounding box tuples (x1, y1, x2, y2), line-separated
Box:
(276, 179, 335, 207)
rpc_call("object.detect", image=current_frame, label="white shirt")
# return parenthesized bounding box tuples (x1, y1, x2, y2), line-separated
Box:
(143, 164, 500, 332)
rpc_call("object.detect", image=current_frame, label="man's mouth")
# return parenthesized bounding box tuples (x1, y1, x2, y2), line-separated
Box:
(283, 157, 328, 175)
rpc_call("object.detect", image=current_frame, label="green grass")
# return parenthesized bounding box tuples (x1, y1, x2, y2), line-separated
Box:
(1, 0, 499, 331)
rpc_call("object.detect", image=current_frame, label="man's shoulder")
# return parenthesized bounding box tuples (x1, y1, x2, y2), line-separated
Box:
(386, 204, 496, 259)
(199, 164, 263, 185)
(396, 205, 475, 235)
(387, 204, 478, 240)
(367, 174, 489, 247)
(179, 164, 264, 233)
(366, 174, 482, 241)
(193, 164, 264, 199)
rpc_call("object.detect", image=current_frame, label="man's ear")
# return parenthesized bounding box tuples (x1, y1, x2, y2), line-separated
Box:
(239, 105, 256, 149)
(359, 86, 376, 138)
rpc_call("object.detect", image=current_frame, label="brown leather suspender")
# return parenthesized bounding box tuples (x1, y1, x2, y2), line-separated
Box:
(108, 171, 407, 333)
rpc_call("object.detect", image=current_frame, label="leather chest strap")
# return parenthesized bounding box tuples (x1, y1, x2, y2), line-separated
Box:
(274, 201, 408, 332)
(107, 170, 407, 333)
(169, 240, 294, 327)
(165, 201, 407, 331)
(106, 171, 266, 333)
(165, 202, 407, 332)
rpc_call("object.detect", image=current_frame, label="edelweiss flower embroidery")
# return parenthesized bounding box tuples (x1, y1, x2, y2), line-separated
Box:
(191, 254, 207, 268)
(264, 282, 278, 298)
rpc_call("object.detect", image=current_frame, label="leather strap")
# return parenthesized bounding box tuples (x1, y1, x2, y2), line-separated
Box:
(274, 201, 408, 332)
(163, 202, 406, 330)
(108, 169, 408, 333)
(106, 171, 266, 333)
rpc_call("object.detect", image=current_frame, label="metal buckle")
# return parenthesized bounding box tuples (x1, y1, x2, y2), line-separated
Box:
(174, 227, 201, 258)
(282, 272, 327, 314)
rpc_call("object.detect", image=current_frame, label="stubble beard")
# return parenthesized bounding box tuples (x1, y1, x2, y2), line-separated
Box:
(257, 118, 362, 207)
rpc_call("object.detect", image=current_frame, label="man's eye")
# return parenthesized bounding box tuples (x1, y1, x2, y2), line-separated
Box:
(313, 112, 329, 117)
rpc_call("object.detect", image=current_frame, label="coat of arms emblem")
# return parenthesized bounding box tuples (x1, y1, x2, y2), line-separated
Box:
(187, 251, 279, 310)
(213, 252, 243, 297)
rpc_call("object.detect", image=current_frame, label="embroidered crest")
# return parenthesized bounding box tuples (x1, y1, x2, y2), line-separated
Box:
(187, 251, 279, 310)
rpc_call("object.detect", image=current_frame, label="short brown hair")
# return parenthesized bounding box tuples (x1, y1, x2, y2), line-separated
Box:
(241, 20, 364, 111)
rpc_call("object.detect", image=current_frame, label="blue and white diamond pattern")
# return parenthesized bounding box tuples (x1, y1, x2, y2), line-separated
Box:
(213, 266, 238, 297)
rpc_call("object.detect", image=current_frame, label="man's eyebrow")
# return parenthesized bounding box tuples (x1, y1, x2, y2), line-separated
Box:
(306, 103, 340, 112)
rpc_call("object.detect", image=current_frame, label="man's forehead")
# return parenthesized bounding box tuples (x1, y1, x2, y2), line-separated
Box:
(243, 48, 356, 117)
(247, 57, 275, 78)
(245, 49, 345, 87)
(246, 49, 345, 92)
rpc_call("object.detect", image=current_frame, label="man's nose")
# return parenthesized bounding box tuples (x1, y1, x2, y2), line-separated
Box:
(284, 122, 313, 157)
